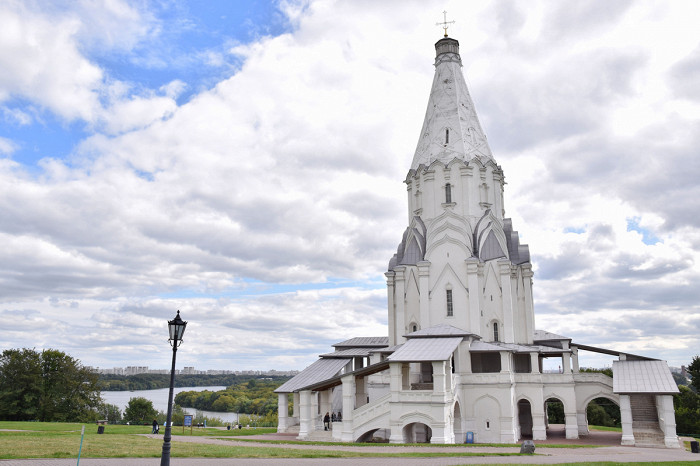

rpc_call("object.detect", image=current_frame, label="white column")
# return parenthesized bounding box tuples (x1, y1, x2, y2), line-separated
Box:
(562, 352, 571, 374)
(292, 392, 300, 419)
(620, 394, 634, 445)
(499, 351, 511, 374)
(355, 376, 367, 407)
(577, 411, 589, 436)
(571, 347, 580, 373)
(319, 390, 331, 428)
(298, 390, 313, 439)
(432, 360, 446, 395)
(417, 261, 431, 328)
(530, 352, 540, 374)
(341, 375, 355, 442)
(656, 395, 680, 448)
(499, 260, 515, 343)
(389, 362, 402, 401)
(277, 393, 289, 432)
(564, 412, 579, 439)
(466, 258, 480, 335)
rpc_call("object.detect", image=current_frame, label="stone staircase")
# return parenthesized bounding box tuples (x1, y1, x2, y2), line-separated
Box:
(630, 394, 664, 447)
(307, 428, 334, 441)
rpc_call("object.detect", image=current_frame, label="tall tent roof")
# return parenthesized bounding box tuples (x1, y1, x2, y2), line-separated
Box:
(411, 37, 493, 170)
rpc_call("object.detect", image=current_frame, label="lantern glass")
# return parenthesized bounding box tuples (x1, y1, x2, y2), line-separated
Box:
(168, 311, 187, 343)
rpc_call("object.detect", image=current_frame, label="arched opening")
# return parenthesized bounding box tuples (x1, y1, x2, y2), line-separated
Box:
(453, 401, 463, 442)
(445, 183, 452, 203)
(356, 428, 388, 443)
(518, 399, 533, 439)
(586, 397, 621, 429)
(544, 397, 565, 438)
(493, 322, 499, 341)
(402, 422, 432, 443)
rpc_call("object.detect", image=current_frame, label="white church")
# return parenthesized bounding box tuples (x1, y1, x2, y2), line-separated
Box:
(275, 34, 679, 448)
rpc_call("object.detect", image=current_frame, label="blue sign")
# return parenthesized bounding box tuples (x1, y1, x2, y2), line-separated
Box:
(184, 415, 193, 427)
(466, 431, 474, 444)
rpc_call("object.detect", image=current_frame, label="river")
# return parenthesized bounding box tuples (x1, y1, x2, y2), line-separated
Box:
(100, 386, 241, 424)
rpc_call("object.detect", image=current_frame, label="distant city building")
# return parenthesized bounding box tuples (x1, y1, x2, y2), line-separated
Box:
(88, 365, 298, 376)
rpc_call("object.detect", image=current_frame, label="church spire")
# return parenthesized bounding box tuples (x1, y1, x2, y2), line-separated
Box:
(410, 36, 493, 170)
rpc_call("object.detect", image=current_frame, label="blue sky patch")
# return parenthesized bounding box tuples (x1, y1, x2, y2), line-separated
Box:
(626, 217, 661, 245)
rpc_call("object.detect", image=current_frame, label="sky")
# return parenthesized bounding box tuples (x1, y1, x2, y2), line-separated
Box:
(1, 0, 699, 373)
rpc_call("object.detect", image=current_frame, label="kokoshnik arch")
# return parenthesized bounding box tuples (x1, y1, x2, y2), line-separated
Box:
(274, 34, 680, 448)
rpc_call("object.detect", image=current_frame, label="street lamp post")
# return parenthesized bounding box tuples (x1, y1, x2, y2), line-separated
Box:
(160, 310, 187, 466)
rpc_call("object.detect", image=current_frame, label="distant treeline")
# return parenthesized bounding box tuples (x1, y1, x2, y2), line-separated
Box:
(99, 373, 290, 391)
(175, 379, 283, 415)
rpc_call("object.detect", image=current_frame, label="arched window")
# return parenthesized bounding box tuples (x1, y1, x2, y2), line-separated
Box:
(446, 289, 453, 316)
(493, 322, 499, 341)
(412, 324, 418, 332)
(445, 183, 452, 203)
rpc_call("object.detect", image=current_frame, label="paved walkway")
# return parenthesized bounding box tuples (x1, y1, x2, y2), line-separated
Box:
(1, 430, 697, 465)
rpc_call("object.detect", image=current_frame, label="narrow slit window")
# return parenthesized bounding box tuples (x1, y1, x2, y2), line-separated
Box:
(446, 289, 453, 316)
(493, 322, 499, 341)
(445, 128, 450, 144)
(445, 183, 452, 203)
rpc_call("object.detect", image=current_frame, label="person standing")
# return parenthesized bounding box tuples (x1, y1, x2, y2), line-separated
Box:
(323, 412, 330, 430)
(152, 419, 159, 434)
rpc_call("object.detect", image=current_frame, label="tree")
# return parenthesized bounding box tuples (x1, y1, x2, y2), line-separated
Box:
(0, 349, 42, 421)
(687, 355, 700, 393)
(0, 348, 100, 422)
(674, 385, 700, 434)
(98, 403, 122, 424)
(39, 349, 101, 422)
(124, 397, 157, 425)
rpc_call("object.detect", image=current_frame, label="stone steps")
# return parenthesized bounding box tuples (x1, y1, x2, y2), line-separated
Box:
(306, 429, 334, 441)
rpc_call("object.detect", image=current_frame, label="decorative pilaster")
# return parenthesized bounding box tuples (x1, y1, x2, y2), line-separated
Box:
(385, 271, 396, 346)
(417, 261, 431, 328)
(498, 260, 515, 343)
(521, 264, 535, 344)
(466, 258, 480, 334)
(394, 266, 407, 343)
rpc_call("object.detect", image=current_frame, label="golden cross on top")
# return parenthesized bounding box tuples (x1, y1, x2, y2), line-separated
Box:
(436, 10, 455, 38)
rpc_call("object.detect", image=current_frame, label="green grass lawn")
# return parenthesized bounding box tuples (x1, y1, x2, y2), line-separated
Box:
(0, 422, 524, 459)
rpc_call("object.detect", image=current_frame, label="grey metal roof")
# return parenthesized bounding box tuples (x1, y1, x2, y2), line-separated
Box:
(533, 329, 571, 341)
(274, 358, 350, 393)
(405, 324, 473, 339)
(388, 337, 462, 362)
(374, 344, 403, 353)
(332, 336, 389, 348)
(319, 348, 373, 358)
(612, 360, 679, 394)
(469, 341, 565, 353)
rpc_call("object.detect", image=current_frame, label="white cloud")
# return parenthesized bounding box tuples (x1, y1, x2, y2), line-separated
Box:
(1, 0, 699, 371)
(0, 136, 17, 155)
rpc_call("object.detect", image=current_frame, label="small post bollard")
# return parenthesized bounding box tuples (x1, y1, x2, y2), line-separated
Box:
(520, 440, 535, 454)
